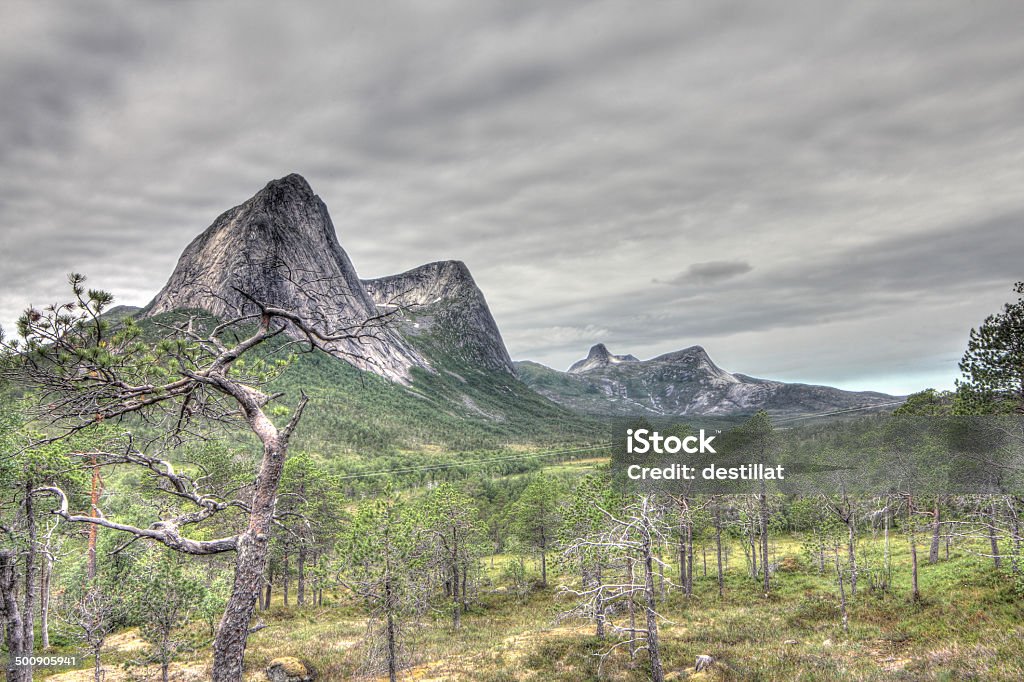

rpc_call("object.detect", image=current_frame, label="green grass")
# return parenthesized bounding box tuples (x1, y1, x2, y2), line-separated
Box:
(39, 534, 1024, 681)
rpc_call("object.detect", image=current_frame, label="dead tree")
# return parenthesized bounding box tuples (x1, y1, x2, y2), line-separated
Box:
(3, 273, 405, 682)
(559, 495, 671, 682)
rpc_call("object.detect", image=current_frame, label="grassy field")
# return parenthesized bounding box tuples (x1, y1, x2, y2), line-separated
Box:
(38, 533, 1024, 681)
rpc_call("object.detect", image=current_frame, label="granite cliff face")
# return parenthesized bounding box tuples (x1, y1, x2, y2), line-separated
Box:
(518, 344, 899, 418)
(362, 261, 514, 374)
(143, 174, 510, 382)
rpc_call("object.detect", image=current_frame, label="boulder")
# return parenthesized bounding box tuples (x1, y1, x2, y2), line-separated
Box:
(266, 656, 316, 682)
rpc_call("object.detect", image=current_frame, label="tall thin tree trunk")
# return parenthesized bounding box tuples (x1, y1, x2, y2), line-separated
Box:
(642, 517, 665, 682)
(883, 510, 891, 591)
(834, 547, 849, 632)
(540, 529, 547, 587)
(715, 512, 724, 598)
(211, 411, 296, 682)
(451, 559, 461, 630)
(687, 523, 694, 596)
(297, 544, 306, 607)
(847, 516, 858, 596)
(283, 554, 290, 607)
(385, 552, 397, 682)
(759, 483, 770, 594)
(87, 454, 101, 580)
(908, 497, 920, 601)
(263, 566, 273, 612)
(626, 557, 637, 662)
(929, 499, 941, 564)
(22, 485, 36, 657)
(40, 552, 52, 649)
(0, 550, 30, 682)
(678, 531, 687, 589)
(989, 499, 1002, 569)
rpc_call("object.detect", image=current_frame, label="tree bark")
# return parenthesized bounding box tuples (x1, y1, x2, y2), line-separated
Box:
(0, 550, 30, 682)
(297, 543, 306, 607)
(40, 552, 52, 649)
(989, 499, 1002, 569)
(928, 499, 941, 564)
(907, 497, 920, 601)
(715, 510, 724, 598)
(22, 485, 37, 657)
(283, 554, 290, 606)
(642, 518, 665, 682)
(626, 557, 636, 662)
(847, 516, 858, 596)
(834, 548, 849, 633)
(759, 482, 770, 594)
(594, 563, 606, 639)
(211, 405, 295, 682)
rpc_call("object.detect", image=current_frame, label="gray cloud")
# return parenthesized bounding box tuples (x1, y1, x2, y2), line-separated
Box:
(2, 1, 1024, 395)
(660, 261, 754, 287)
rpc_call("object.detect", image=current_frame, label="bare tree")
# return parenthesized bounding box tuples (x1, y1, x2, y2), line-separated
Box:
(58, 584, 121, 682)
(560, 495, 670, 682)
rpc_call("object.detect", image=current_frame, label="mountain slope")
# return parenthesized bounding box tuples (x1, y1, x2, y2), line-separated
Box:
(518, 344, 899, 418)
(362, 260, 514, 375)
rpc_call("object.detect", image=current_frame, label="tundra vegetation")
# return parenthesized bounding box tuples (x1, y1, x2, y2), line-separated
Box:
(0, 278, 1022, 681)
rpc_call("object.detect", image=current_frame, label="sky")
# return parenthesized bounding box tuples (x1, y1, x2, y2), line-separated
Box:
(2, 1, 1023, 396)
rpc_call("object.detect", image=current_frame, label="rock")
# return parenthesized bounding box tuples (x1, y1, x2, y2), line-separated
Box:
(568, 344, 640, 374)
(363, 260, 515, 375)
(784, 639, 799, 645)
(695, 654, 716, 672)
(143, 173, 427, 383)
(266, 656, 316, 682)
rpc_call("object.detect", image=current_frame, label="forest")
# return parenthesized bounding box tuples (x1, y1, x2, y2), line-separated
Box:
(0, 278, 1023, 681)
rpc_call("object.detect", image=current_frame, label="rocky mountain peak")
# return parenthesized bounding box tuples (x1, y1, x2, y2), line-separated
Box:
(362, 260, 515, 374)
(568, 343, 640, 374)
(143, 174, 428, 382)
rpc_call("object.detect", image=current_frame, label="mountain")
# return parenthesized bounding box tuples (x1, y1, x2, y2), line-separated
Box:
(135, 174, 591, 450)
(567, 343, 639, 374)
(142, 174, 514, 384)
(517, 344, 900, 418)
(362, 260, 514, 375)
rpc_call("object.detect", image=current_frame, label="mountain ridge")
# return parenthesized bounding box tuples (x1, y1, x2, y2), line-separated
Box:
(518, 344, 900, 418)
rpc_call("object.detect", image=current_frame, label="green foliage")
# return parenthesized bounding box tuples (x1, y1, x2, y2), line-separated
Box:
(894, 388, 955, 416)
(956, 281, 1024, 414)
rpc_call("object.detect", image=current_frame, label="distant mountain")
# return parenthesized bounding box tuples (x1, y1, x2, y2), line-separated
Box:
(517, 344, 900, 418)
(568, 343, 639, 374)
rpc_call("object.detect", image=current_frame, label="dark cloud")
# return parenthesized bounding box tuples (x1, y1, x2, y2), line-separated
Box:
(2, 1, 1023, 395)
(660, 261, 754, 287)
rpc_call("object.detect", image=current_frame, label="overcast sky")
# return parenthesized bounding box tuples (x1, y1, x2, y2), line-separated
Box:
(2, 1, 1023, 395)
